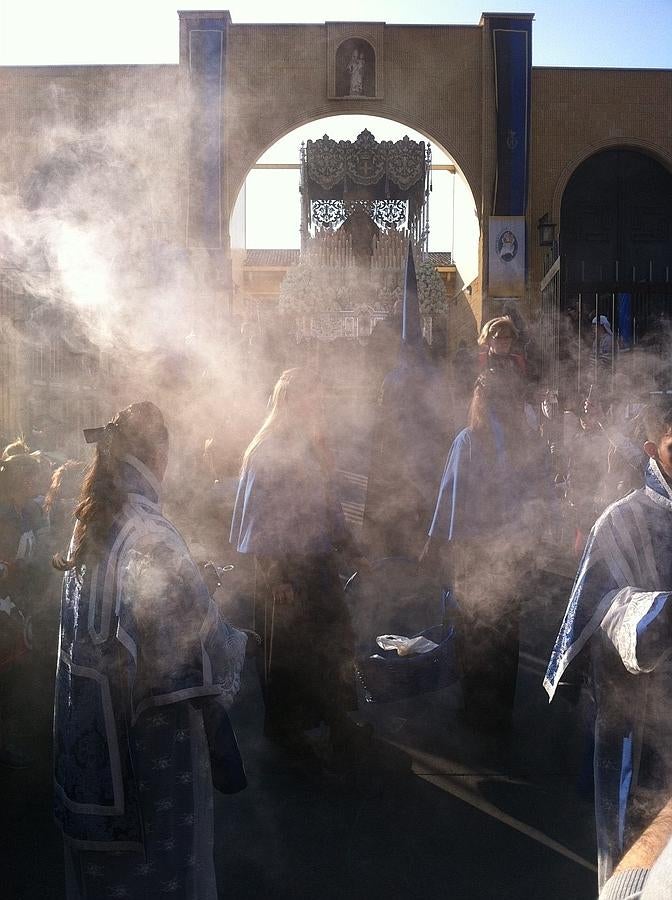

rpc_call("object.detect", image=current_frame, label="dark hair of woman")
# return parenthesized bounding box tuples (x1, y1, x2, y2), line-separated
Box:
(0, 453, 40, 504)
(53, 402, 168, 572)
(467, 371, 525, 456)
(44, 460, 87, 514)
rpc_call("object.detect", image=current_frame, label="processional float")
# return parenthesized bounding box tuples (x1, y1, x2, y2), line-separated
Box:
(280, 130, 431, 341)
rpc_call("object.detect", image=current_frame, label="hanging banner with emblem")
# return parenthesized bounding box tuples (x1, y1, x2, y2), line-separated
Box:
(490, 16, 532, 217)
(186, 19, 227, 250)
(489, 216, 525, 298)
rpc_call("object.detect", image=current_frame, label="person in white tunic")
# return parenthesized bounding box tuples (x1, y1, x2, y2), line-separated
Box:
(545, 399, 672, 888)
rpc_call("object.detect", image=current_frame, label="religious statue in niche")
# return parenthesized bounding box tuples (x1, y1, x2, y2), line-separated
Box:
(347, 49, 365, 95)
(335, 38, 376, 98)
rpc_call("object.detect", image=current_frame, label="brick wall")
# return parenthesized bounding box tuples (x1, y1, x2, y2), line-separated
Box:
(529, 67, 672, 303)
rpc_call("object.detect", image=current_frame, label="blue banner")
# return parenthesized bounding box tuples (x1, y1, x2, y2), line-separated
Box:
(618, 292, 633, 347)
(491, 17, 532, 217)
(187, 21, 226, 249)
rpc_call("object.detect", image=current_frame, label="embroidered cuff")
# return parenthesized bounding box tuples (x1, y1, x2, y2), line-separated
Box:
(599, 867, 648, 900)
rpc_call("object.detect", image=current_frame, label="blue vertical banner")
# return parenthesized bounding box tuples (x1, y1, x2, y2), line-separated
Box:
(185, 17, 227, 250)
(618, 293, 633, 347)
(490, 16, 532, 217)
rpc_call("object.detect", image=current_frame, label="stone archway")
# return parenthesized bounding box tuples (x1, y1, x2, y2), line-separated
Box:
(551, 138, 672, 226)
(228, 113, 482, 357)
(179, 11, 534, 330)
(229, 114, 481, 319)
(226, 109, 482, 236)
(560, 147, 672, 293)
(209, 18, 490, 234)
(555, 146, 672, 391)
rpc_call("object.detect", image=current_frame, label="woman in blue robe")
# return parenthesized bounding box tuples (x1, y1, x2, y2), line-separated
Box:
(231, 368, 367, 758)
(53, 402, 247, 900)
(545, 401, 672, 888)
(426, 365, 550, 732)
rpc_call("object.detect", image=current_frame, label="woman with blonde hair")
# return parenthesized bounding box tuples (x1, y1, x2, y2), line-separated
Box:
(231, 368, 368, 760)
(477, 315, 527, 382)
(53, 401, 247, 900)
(1, 437, 31, 461)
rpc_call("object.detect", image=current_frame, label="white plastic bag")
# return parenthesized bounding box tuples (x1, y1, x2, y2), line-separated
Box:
(376, 634, 439, 657)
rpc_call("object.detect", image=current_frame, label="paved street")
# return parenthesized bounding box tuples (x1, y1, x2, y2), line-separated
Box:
(0, 397, 598, 899)
(1, 566, 599, 900)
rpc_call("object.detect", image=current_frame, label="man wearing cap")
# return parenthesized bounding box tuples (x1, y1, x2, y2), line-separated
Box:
(593, 315, 615, 366)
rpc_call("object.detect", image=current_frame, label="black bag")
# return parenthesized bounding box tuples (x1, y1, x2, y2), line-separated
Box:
(346, 558, 460, 704)
(202, 701, 247, 795)
(356, 622, 459, 704)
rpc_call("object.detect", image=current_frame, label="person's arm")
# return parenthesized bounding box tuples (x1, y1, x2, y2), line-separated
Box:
(600, 587, 672, 674)
(618, 798, 672, 873)
(123, 539, 248, 719)
(427, 430, 472, 545)
(600, 797, 672, 899)
(600, 424, 648, 476)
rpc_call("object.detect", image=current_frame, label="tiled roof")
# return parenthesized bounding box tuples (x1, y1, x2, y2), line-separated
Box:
(427, 251, 453, 266)
(244, 249, 300, 267)
(244, 249, 453, 267)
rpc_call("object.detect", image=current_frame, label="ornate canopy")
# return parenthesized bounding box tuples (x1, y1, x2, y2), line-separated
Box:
(301, 130, 431, 246)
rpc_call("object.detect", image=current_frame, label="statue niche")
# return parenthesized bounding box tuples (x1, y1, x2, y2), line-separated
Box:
(335, 38, 376, 98)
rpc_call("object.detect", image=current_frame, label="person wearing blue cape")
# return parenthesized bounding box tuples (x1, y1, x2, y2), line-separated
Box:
(424, 344, 550, 732)
(230, 367, 370, 760)
(363, 243, 453, 560)
(545, 399, 672, 889)
(53, 402, 247, 900)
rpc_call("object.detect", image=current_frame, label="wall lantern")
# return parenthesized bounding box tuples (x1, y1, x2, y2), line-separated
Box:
(537, 213, 557, 247)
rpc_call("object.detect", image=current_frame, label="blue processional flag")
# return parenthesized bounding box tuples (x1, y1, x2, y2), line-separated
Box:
(400, 240, 423, 351)
(618, 293, 633, 348)
(490, 16, 532, 217)
(187, 22, 227, 250)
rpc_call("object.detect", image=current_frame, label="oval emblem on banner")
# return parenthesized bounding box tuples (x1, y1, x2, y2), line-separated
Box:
(506, 129, 519, 151)
(496, 229, 518, 263)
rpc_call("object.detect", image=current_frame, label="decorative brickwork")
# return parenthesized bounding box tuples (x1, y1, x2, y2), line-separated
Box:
(0, 15, 669, 329)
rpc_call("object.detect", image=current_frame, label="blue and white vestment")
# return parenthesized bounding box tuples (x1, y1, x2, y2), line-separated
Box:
(54, 454, 247, 898)
(428, 419, 550, 728)
(230, 437, 357, 739)
(545, 459, 672, 887)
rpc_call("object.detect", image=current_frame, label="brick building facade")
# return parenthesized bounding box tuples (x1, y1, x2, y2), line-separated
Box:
(0, 11, 670, 437)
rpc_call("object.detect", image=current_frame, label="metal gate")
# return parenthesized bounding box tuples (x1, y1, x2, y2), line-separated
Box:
(539, 254, 560, 394)
(540, 253, 672, 404)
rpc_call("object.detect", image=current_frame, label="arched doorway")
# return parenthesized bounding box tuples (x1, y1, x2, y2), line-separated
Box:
(562, 149, 672, 291)
(227, 116, 481, 500)
(229, 114, 480, 340)
(551, 148, 672, 397)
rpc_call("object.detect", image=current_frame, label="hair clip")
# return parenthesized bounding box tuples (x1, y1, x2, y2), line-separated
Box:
(83, 427, 105, 444)
(83, 420, 119, 444)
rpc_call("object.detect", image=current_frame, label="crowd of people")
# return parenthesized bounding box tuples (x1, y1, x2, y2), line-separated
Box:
(2, 302, 672, 899)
